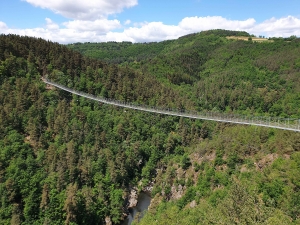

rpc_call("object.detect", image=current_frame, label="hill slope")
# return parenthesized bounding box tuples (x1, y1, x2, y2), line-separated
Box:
(0, 31, 300, 224)
(69, 30, 300, 117)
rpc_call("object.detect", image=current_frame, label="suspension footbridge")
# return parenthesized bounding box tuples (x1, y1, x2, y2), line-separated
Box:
(43, 79, 300, 132)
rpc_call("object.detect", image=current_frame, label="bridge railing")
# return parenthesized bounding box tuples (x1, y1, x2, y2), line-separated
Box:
(43, 78, 300, 132)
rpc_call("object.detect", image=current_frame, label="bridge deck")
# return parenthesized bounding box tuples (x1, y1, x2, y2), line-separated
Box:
(43, 79, 300, 132)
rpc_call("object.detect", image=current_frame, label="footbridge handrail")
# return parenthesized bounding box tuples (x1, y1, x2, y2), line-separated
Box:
(43, 79, 300, 132)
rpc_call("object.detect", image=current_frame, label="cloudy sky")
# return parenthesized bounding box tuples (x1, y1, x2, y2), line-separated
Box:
(0, 0, 300, 44)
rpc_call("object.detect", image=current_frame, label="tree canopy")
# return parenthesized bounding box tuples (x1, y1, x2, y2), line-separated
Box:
(0, 30, 300, 224)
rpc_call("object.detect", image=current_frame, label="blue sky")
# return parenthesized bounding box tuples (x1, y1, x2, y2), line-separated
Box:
(0, 0, 299, 43)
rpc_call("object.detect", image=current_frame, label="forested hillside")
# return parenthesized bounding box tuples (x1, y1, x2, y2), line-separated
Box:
(0, 30, 300, 225)
(70, 30, 300, 117)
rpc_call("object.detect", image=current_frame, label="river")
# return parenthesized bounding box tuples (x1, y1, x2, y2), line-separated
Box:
(122, 192, 151, 225)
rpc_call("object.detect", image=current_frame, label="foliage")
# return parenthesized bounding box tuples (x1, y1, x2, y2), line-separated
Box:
(0, 30, 300, 224)
(138, 126, 300, 224)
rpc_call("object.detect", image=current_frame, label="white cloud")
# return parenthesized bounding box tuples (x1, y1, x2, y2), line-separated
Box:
(249, 16, 300, 37)
(23, 0, 138, 20)
(124, 20, 131, 25)
(123, 22, 184, 42)
(105, 31, 135, 42)
(1, 16, 300, 44)
(64, 19, 121, 34)
(179, 16, 256, 32)
(0, 21, 8, 31)
(46, 18, 59, 30)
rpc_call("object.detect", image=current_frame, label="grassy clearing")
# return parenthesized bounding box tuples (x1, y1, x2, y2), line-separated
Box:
(226, 36, 273, 42)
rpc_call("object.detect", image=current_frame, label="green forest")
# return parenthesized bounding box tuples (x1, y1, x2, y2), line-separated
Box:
(0, 30, 300, 224)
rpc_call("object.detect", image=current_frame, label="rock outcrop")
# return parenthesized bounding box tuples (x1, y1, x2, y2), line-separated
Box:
(128, 188, 138, 208)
